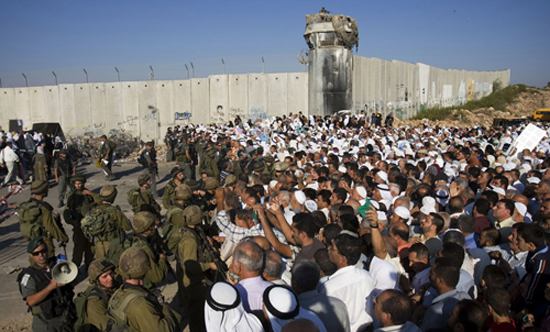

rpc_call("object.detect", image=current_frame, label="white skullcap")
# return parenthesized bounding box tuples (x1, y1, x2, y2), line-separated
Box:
(338, 165, 347, 173)
(515, 202, 527, 216)
(492, 187, 506, 196)
(304, 200, 318, 212)
(377, 211, 387, 221)
(527, 177, 541, 184)
(422, 196, 436, 207)
(294, 191, 306, 205)
(420, 205, 436, 215)
(376, 171, 388, 183)
(355, 186, 367, 199)
(270, 180, 278, 189)
(394, 206, 411, 220)
(206, 282, 239, 310)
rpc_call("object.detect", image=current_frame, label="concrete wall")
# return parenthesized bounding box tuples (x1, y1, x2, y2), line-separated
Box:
(0, 57, 509, 140)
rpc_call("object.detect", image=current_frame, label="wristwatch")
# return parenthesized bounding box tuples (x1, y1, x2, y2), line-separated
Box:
(371, 223, 379, 229)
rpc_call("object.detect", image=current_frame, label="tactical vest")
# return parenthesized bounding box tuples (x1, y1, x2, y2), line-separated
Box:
(17, 262, 74, 319)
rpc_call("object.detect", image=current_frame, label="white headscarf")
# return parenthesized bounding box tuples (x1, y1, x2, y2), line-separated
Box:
(204, 282, 265, 332)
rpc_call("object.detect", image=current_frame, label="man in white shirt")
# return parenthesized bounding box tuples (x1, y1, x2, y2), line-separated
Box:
(0, 142, 23, 187)
(319, 233, 375, 332)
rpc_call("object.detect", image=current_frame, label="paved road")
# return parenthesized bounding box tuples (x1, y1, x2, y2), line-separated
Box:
(0, 161, 179, 328)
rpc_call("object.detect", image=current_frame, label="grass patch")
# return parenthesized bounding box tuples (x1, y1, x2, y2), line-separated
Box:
(412, 84, 528, 121)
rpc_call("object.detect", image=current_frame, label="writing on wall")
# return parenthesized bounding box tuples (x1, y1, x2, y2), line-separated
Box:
(249, 108, 267, 121)
(175, 111, 192, 121)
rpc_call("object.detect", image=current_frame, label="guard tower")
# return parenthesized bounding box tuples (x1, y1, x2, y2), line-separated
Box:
(304, 9, 358, 116)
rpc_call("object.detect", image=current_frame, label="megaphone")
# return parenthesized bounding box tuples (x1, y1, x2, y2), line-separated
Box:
(52, 260, 78, 284)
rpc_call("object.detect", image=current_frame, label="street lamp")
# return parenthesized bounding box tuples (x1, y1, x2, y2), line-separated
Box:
(115, 67, 120, 82)
(83, 68, 88, 83)
(52, 71, 57, 85)
(262, 57, 265, 74)
(22, 73, 28, 87)
(190, 62, 195, 78)
(221, 58, 225, 74)
(149, 66, 154, 81)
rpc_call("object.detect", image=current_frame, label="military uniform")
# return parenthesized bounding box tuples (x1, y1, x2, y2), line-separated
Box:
(142, 146, 158, 198)
(99, 137, 116, 180)
(162, 179, 177, 210)
(63, 186, 101, 267)
(175, 139, 194, 181)
(164, 130, 175, 162)
(129, 188, 161, 215)
(175, 205, 212, 332)
(109, 283, 180, 332)
(107, 247, 180, 332)
(88, 203, 132, 260)
(18, 257, 76, 332)
(54, 152, 74, 207)
(84, 286, 110, 331)
(199, 148, 219, 181)
(20, 198, 69, 259)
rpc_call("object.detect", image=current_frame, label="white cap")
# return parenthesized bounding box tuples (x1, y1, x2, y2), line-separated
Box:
(527, 177, 541, 184)
(422, 196, 436, 208)
(394, 206, 411, 220)
(492, 187, 506, 196)
(355, 186, 367, 199)
(420, 205, 437, 215)
(294, 191, 306, 205)
(304, 200, 318, 212)
(515, 202, 527, 216)
(376, 171, 388, 183)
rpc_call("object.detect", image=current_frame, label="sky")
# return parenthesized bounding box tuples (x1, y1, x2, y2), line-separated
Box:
(1, 0, 549, 88)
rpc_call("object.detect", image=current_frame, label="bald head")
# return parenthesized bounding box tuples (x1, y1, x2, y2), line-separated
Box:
(513, 194, 529, 207)
(252, 236, 271, 251)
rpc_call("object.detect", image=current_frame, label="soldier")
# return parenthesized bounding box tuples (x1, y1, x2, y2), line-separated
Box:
(128, 174, 162, 216)
(99, 135, 116, 181)
(18, 237, 76, 332)
(249, 158, 265, 186)
(175, 134, 194, 181)
(82, 185, 132, 260)
(162, 167, 184, 210)
(54, 149, 75, 208)
(200, 146, 219, 181)
(19, 180, 69, 259)
(75, 260, 118, 332)
(107, 247, 180, 332)
(142, 141, 158, 198)
(63, 175, 101, 268)
(107, 211, 168, 289)
(164, 127, 175, 162)
(176, 205, 217, 332)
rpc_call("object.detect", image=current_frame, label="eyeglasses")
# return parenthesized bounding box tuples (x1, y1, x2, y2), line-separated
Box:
(31, 249, 47, 256)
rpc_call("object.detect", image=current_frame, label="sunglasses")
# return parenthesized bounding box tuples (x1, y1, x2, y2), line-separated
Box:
(31, 249, 47, 256)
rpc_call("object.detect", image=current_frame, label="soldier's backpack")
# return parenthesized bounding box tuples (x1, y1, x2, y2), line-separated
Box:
(126, 189, 140, 213)
(81, 206, 120, 243)
(18, 200, 43, 241)
(104, 235, 137, 269)
(106, 287, 149, 332)
(74, 285, 108, 332)
(163, 207, 186, 253)
(136, 151, 148, 169)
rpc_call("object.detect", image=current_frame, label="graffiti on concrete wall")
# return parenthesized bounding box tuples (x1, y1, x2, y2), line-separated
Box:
(175, 111, 192, 121)
(228, 107, 247, 121)
(249, 108, 267, 121)
(117, 115, 139, 127)
(210, 105, 225, 123)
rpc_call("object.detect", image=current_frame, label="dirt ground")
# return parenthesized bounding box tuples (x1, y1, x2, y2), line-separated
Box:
(0, 160, 188, 331)
(395, 87, 550, 128)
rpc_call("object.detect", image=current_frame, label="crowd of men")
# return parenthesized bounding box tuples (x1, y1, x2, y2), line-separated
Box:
(4, 110, 550, 332)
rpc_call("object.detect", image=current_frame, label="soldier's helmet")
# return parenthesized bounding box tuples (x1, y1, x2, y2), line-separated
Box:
(88, 259, 115, 284)
(174, 184, 192, 201)
(132, 211, 157, 233)
(203, 177, 219, 191)
(183, 205, 203, 226)
(119, 247, 151, 280)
